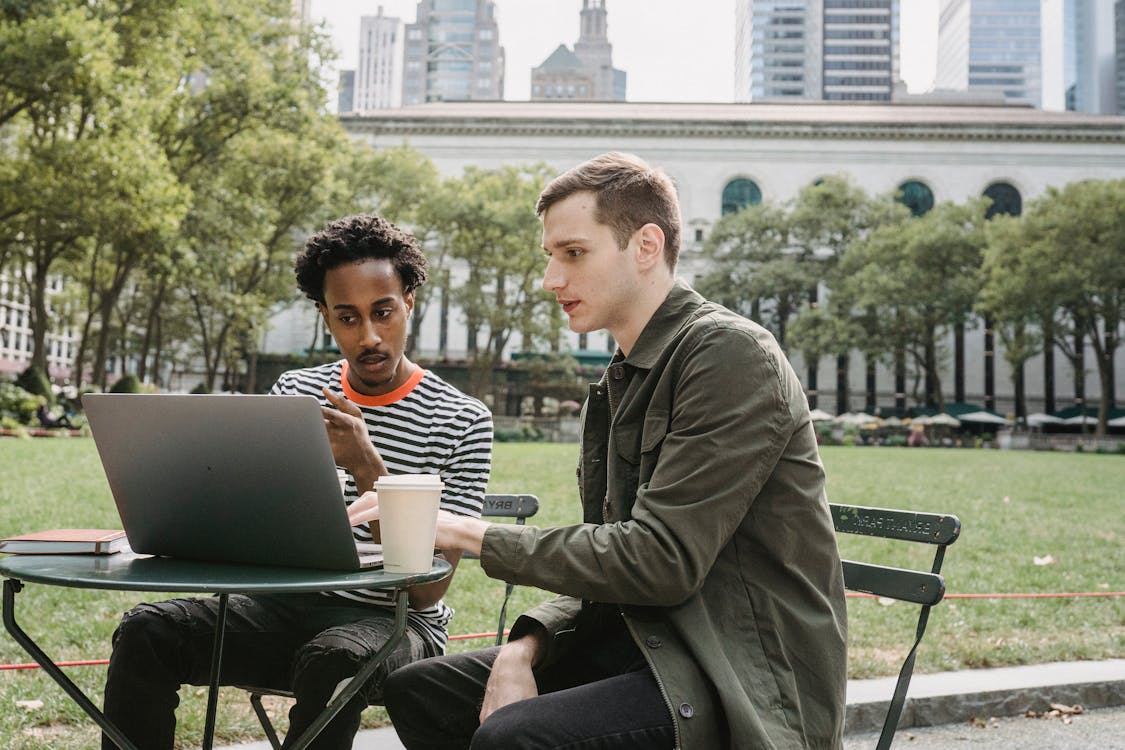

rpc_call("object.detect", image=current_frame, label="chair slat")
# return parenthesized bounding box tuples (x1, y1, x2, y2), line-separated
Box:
(831, 503, 961, 546)
(480, 494, 539, 520)
(841, 560, 946, 606)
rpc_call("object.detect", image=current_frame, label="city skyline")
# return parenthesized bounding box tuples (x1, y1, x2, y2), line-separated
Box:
(310, 0, 943, 103)
(311, 1, 1071, 108)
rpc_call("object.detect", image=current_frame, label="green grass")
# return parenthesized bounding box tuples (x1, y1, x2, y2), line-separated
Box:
(0, 439, 1122, 748)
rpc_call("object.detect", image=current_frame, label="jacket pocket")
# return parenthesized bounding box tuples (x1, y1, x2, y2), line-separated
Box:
(641, 409, 670, 454)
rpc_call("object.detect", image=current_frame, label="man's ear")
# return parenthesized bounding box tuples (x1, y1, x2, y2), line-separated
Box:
(318, 303, 330, 329)
(635, 223, 666, 270)
(404, 290, 415, 316)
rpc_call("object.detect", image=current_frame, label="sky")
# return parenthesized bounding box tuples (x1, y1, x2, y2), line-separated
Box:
(308, 0, 946, 103)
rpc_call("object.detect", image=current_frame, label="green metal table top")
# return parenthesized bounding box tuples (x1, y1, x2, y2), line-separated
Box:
(0, 553, 450, 594)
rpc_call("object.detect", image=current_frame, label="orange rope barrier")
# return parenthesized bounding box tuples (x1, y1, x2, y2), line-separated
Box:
(2, 658, 108, 671)
(846, 591, 1125, 600)
(4, 593, 1123, 672)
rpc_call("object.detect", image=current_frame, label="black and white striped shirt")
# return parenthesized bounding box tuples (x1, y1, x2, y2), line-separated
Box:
(270, 360, 492, 650)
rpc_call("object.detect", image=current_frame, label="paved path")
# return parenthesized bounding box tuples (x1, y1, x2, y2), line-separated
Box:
(220, 659, 1125, 750)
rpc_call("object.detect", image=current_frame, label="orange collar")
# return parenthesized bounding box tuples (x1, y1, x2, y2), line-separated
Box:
(340, 361, 425, 407)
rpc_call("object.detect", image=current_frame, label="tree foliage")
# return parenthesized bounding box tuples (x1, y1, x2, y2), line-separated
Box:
(980, 180, 1125, 434)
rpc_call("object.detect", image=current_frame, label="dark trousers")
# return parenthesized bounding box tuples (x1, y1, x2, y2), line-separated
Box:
(101, 593, 438, 750)
(383, 628, 675, 750)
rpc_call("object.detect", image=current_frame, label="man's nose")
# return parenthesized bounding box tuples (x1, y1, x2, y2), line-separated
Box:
(542, 257, 563, 292)
(359, 318, 382, 346)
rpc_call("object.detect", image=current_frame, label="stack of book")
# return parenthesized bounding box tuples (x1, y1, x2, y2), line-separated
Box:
(0, 529, 129, 555)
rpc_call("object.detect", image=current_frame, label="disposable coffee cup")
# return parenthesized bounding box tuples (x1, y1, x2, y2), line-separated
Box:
(374, 474, 443, 575)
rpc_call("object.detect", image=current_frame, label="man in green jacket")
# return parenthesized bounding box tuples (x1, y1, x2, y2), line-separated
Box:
(371, 152, 848, 749)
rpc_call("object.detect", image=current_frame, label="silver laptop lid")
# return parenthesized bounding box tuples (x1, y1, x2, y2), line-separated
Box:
(82, 393, 369, 571)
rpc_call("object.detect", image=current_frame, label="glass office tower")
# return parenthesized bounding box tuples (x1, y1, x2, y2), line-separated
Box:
(735, 0, 899, 102)
(936, 0, 1041, 107)
(402, 0, 504, 105)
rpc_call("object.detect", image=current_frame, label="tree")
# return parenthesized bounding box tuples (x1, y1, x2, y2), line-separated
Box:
(834, 201, 987, 411)
(981, 180, 1125, 435)
(696, 202, 811, 347)
(787, 176, 902, 411)
(431, 164, 557, 397)
(978, 214, 1047, 425)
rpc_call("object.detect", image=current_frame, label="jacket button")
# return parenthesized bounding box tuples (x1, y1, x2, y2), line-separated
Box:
(678, 703, 695, 718)
(611, 365, 625, 380)
(645, 635, 662, 648)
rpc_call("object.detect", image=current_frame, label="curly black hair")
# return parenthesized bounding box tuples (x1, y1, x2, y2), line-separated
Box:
(294, 215, 428, 304)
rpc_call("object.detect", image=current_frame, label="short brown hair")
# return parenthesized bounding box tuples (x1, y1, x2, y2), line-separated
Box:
(536, 152, 681, 269)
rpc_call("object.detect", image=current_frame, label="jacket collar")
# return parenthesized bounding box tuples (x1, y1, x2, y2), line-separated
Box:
(622, 280, 707, 370)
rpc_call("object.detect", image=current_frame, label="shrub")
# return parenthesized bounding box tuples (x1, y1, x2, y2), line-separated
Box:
(15, 365, 53, 404)
(190, 383, 211, 394)
(109, 374, 143, 393)
(0, 381, 44, 424)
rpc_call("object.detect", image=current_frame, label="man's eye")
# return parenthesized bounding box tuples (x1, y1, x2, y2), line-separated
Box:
(337, 315, 356, 324)
(567, 248, 584, 258)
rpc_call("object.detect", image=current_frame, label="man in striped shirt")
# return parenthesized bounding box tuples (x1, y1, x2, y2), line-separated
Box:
(101, 215, 493, 750)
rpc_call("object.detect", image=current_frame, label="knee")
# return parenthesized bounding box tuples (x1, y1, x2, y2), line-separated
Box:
(383, 657, 466, 732)
(381, 660, 425, 716)
(111, 602, 181, 652)
(470, 703, 530, 750)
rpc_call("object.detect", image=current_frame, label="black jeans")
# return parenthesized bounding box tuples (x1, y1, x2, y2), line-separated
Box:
(101, 592, 439, 750)
(383, 629, 675, 750)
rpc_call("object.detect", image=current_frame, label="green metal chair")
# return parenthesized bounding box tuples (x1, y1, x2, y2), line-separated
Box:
(241, 492, 539, 749)
(831, 502, 962, 750)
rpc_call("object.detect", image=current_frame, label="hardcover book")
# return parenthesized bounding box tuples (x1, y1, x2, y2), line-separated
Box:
(0, 528, 129, 555)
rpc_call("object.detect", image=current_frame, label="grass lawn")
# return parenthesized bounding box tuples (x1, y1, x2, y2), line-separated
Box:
(0, 438, 1122, 748)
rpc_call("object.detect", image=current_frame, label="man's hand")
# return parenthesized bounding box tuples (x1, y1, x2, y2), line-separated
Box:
(480, 630, 545, 725)
(349, 496, 490, 557)
(322, 388, 386, 490)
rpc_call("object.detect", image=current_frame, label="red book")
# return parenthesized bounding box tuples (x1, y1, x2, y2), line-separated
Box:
(0, 528, 129, 555)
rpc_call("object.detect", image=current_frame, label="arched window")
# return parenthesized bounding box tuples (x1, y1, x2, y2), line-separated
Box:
(896, 180, 934, 217)
(983, 182, 1022, 218)
(721, 178, 762, 216)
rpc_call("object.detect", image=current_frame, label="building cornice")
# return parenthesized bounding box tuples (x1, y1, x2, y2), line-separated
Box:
(340, 101, 1125, 143)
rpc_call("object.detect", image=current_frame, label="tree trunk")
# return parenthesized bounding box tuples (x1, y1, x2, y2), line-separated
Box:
(1013, 362, 1026, 426)
(983, 315, 995, 411)
(835, 353, 849, 415)
(954, 322, 965, 403)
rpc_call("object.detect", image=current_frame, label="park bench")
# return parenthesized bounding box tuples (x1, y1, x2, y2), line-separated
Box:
(240, 492, 539, 749)
(831, 502, 962, 750)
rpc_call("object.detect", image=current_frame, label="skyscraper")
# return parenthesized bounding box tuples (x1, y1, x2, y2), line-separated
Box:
(355, 8, 403, 111)
(823, 0, 899, 102)
(1063, 0, 1116, 114)
(531, 0, 626, 101)
(1118, 1, 1125, 113)
(736, 1, 822, 100)
(401, 0, 505, 105)
(734, 0, 899, 103)
(935, 0, 1041, 107)
(338, 70, 356, 114)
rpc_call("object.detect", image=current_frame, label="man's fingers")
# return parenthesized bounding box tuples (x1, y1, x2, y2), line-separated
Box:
(348, 491, 379, 525)
(323, 387, 363, 418)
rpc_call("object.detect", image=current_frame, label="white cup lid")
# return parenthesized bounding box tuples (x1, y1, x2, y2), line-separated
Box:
(375, 474, 443, 489)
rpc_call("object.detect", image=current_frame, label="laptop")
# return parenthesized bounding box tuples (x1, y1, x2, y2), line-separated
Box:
(82, 393, 382, 571)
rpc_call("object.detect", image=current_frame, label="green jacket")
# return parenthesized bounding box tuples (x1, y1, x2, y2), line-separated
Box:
(481, 282, 847, 749)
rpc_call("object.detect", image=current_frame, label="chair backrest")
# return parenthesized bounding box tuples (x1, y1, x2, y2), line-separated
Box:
(481, 493, 540, 522)
(473, 493, 539, 646)
(830, 502, 961, 750)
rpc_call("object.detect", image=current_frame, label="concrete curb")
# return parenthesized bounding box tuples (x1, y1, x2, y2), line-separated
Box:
(221, 659, 1125, 749)
(844, 659, 1125, 734)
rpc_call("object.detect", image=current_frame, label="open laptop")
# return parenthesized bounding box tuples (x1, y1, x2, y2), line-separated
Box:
(82, 393, 382, 571)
